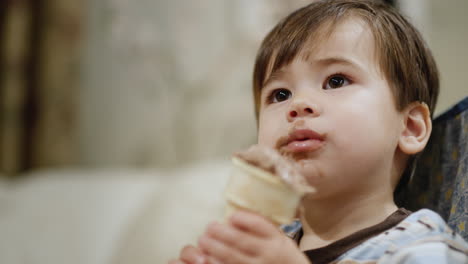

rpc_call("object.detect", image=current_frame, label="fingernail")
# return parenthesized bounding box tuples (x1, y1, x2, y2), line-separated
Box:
(195, 255, 205, 264)
(208, 256, 222, 264)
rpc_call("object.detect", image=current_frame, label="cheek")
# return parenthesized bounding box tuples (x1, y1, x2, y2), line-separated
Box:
(257, 126, 266, 144)
(332, 101, 376, 142)
(257, 112, 282, 147)
(257, 123, 275, 146)
(257, 117, 271, 146)
(331, 101, 400, 161)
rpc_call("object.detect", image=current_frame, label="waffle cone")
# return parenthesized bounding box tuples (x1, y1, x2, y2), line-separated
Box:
(224, 157, 302, 225)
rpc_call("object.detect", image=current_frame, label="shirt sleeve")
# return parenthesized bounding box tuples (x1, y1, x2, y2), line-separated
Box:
(377, 239, 468, 264)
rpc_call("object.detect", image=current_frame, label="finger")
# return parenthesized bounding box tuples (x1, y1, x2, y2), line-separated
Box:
(180, 245, 206, 264)
(198, 234, 251, 264)
(205, 221, 262, 256)
(206, 256, 223, 264)
(168, 260, 186, 264)
(229, 210, 280, 238)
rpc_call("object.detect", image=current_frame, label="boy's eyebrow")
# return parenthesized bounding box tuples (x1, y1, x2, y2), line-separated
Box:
(312, 56, 366, 73)
(262, 56, 366, 89)
(262, 69, 287, 88)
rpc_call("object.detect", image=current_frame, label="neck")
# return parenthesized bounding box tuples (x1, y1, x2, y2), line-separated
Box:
(298, 190, 397, 251)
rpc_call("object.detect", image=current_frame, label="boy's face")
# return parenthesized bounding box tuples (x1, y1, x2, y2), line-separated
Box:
(257, 18, 405, 199)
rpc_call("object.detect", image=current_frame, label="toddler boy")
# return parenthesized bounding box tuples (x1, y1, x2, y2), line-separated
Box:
(170, 0, 468, 263)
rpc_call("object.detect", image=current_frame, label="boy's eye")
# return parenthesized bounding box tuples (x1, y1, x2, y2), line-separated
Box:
(269, 88, 292, 103)
(324, 75, 350, 89)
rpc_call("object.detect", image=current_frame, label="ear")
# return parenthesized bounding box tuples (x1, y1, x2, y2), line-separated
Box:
(398, 102, 432, 155)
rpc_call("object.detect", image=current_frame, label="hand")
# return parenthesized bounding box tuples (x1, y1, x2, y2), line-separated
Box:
(197, 210, 310, 264)
(168, 244, 207, 264)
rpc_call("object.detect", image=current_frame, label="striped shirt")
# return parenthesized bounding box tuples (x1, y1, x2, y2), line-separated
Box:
(282, 208, 468, 263)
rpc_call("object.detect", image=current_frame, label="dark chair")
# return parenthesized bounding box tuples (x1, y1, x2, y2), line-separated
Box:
(398, 96, 468, 241)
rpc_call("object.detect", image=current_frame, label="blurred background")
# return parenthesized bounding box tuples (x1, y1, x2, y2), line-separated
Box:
(0, 0, 466, 263)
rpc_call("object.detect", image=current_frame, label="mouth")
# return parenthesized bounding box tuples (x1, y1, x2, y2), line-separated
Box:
(278, 129, 325, 154)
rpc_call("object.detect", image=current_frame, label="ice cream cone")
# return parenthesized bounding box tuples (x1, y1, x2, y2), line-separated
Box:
(224, 157, 302, 225)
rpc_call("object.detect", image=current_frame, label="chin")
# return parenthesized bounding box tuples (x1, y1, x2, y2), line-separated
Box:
(297, 160, 324, 186)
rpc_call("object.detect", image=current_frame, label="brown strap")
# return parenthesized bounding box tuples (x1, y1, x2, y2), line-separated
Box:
(298, 208, 411, 264)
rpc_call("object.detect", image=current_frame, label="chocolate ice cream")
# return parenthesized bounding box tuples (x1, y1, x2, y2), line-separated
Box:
(223, 145, 316, 224)
(233, 145, 314, 194)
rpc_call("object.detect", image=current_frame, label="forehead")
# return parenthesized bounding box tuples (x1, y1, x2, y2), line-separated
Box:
(309, 18, 373, 57)
(264, 17, 381, 84)
(305, 18, 378, 71)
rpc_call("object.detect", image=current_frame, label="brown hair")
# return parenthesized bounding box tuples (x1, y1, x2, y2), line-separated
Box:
(252, 0, 439, 120)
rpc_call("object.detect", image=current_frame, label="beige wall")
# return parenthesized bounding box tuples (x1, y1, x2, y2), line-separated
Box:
(80, 0, 467, 168)
(80, 0, 307, 168)
(399, 0, 468, 114)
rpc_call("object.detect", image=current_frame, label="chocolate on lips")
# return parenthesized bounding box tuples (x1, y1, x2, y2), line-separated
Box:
(280, 129, 325, 154)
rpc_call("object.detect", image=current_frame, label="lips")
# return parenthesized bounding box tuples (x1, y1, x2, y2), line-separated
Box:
(280, 129, 325, 153)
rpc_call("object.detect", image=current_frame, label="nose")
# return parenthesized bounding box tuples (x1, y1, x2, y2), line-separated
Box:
(287, 100, 321, 121)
